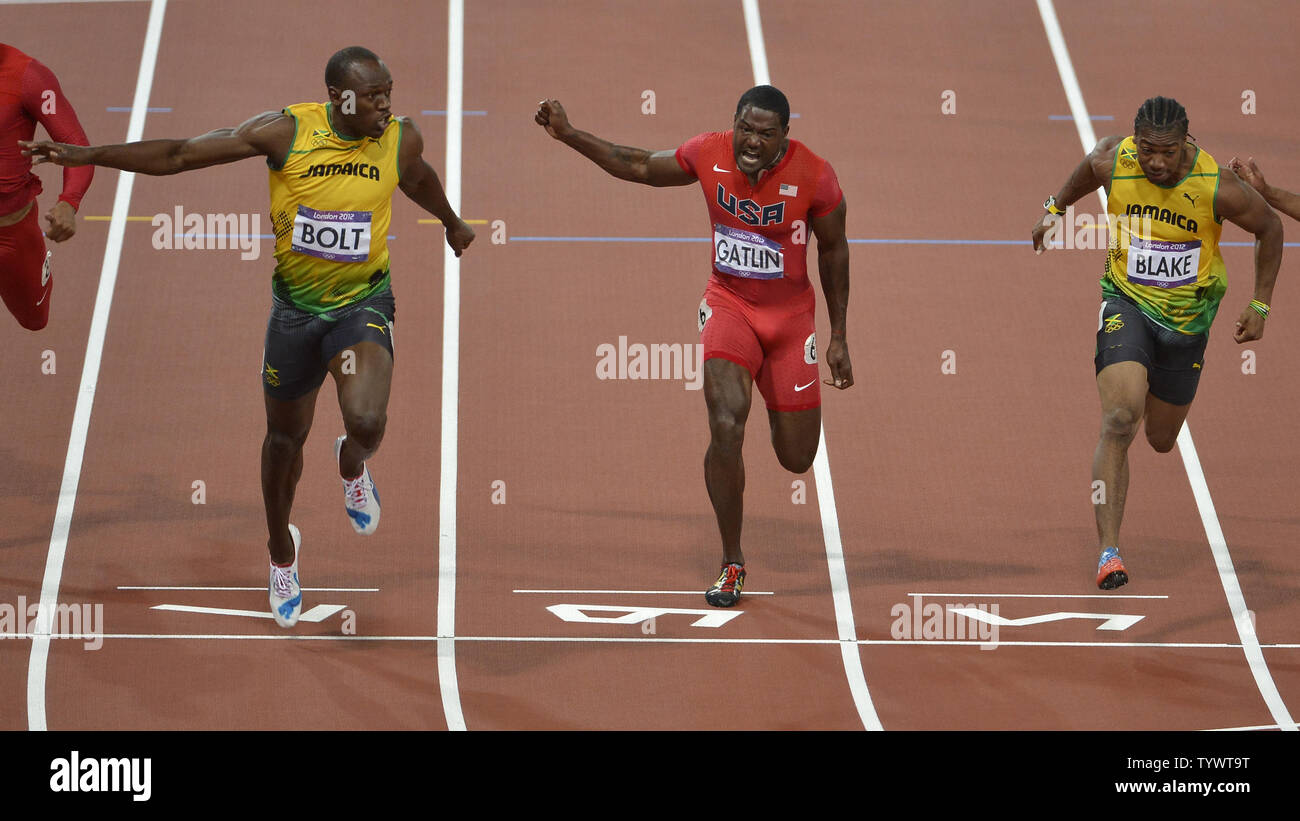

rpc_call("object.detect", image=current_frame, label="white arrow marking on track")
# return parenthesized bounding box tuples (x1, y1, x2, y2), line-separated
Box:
(151, 604, 347, 623)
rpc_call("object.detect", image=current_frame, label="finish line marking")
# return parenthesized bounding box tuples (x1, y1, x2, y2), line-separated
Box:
(6, 633, 1299, 649)
(120, 585, 378, 592)
(909, 592, 1169, 600)
(1204, 722, 1300, 732)
(505, 236, 1299, 247)
(513, 588, 774, 596)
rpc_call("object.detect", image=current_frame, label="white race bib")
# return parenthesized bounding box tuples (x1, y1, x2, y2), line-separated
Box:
(1126, 236, 1200, 289)
(713, 223, 784, 280)
(292, 205, 372, 262)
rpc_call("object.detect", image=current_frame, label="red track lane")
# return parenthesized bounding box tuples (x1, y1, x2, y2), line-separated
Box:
(1055, 0, 1300, 727)
(0, 3, 152, 730)
(37, 1, 455, 729)
(452, 0, 868, 729)
(755, 0, 1298, 729)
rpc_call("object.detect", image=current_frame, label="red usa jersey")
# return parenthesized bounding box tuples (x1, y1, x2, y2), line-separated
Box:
(675, 131, 842, 306)
(1, 44, 93, 215)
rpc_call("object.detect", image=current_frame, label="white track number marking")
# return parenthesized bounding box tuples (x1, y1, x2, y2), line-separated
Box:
(546, 603, 742, 629)
(949, 607, 1144, 631)
(151, 603, 347, 622)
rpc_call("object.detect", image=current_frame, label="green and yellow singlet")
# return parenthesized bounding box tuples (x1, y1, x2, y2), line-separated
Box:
(268, 102, 401, 313)
(1103, 136, 1226, 335)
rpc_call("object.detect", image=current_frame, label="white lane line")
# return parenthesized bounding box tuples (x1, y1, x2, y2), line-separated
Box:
(813, 427, 883, 729)
(437, 0, 467, 732)
(740, 0, 770, 89)
(740, 0, 881, 732)
(26, 0, 167, 733)
(513, 589, 775, 596)
(909, 592, 1169, 600)
(1175, 429, 1296, 730)
(1204, 722, 1300, 732)
(8, 634, 1299, 649)
(1037, 0, 1295, 732)
(119, 586, 379, 592)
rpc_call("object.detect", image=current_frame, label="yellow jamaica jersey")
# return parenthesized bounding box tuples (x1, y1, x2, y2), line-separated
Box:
(268, 102, 401, 313)
(1102, 136, 1227, 335)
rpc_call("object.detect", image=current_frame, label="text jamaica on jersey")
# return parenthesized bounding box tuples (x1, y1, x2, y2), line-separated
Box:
(298, 162, 381, 181)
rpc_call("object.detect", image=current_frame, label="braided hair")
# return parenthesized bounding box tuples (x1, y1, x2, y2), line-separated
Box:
(1134, 96, 1192, 141)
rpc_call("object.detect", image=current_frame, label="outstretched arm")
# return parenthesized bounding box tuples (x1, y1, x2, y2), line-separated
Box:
(1216, 167, 1283, 343)
(535, 99, 695, 187)
(397, 117, 474, 257)
(20, 110, 294, 175)
(1032, 135, 1124, 253)
(1228, 156, 1300, 222)
(812, 199, 852, 390)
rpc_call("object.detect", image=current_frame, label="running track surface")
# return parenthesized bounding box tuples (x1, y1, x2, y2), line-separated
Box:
(2, 0, 1297, 732)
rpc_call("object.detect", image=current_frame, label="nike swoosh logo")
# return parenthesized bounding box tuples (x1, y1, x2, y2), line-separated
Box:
(712, 164, 731, 173)
(794, 380, 816, 392)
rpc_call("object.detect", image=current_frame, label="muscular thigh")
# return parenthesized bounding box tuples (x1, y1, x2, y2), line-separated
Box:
(324, 288, 396, 412)
(0, 203, 51, 327)
(752, 293, 819, 413)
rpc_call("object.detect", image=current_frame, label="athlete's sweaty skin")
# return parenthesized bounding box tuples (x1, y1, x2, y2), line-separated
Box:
(536, 96, 852, 568)
(1031, 124, 1281, 567)
(1228, 156, 1300, 223)
(23, 57, 474, 565)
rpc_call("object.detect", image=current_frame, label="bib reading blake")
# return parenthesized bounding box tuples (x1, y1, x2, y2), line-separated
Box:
(1126, 236, 1200, 289)
(1102, 135, 1226, 335)
(714, 223, 784, 280)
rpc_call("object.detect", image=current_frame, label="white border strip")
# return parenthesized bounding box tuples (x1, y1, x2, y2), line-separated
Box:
(25, 0, 167, 732)
(1036, 0, 1295, 732)
(12, 634, 1300, 650)
(741, 0, 882, 731)
(436, 0, 467, 732)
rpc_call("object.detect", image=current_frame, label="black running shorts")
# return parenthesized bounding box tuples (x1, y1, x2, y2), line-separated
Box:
(1094, 292, 1208, 406)
(261, 286, 395, 400)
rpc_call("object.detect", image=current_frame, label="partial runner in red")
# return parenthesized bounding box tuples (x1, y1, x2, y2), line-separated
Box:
(536, 85, 853, 607)
(0, 43, 92, 330)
